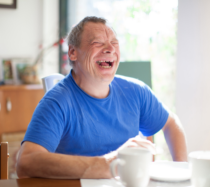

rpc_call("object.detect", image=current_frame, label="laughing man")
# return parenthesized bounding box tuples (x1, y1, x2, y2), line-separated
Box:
(17, 16, 187, 179)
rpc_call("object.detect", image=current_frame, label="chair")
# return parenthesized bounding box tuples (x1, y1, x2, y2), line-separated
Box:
(0, 142, 9, 179)
(42, 73, 65, 93)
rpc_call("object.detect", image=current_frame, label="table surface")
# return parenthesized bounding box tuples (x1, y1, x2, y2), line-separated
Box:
(0, 178, 192, 187)
(0, 178, 81, 187)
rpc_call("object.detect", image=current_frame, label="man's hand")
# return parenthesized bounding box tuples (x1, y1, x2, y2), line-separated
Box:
(103, 136, 156, 162)
(162, 113, 188, 161)
(117, 136, 156, 153)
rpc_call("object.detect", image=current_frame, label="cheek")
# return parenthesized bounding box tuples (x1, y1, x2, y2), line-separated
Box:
(117, 46, 120, 55)
(84, 49, 97, 71)
(114, 45, 120, 55)
(116, 48, 120, 61)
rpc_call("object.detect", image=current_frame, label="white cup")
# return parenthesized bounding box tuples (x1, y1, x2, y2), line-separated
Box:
(189, 151, 210, 187)
(110, 147, 152, 187)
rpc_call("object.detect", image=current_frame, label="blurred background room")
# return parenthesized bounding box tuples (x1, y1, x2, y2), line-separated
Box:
(0, 0, 210, 179)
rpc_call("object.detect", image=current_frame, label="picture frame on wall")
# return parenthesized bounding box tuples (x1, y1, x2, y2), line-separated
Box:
(0, 58, 32, 85)
(0, 58, 4, 85)
(11, 58, 32, 85)
(0, 0, 17, 9)
(2, 59, 14, 84)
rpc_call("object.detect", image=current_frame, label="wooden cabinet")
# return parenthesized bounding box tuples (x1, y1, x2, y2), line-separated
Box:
(0, 85, 44, 136)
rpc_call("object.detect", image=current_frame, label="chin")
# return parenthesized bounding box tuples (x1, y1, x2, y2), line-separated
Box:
(100, 74, 115, 83)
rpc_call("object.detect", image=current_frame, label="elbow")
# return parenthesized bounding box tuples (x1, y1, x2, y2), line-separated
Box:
(16, 154, 30, 178)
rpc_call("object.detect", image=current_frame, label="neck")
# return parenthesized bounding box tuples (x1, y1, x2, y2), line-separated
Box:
(72, 70, 110, 99)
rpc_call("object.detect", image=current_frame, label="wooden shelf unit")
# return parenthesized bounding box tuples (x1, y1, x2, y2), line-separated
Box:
(0, 85, 44, 137)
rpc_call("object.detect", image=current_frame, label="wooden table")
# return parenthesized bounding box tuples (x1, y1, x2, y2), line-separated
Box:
(0, 178, 192, 187)
(0, 178, 81, 187)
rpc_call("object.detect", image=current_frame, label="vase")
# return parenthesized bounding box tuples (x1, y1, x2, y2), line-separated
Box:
(20, 65, 40, 84)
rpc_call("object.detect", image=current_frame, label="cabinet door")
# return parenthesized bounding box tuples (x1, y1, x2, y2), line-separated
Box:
(0, 90, 19, 133)
(0, 86, 44, 136)
(17, 89, 44, 130)
(0, 91, 2, 133)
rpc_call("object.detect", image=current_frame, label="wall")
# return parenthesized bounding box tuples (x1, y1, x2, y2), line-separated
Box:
(0, 0, 59, 78)
(42, 0, 59, 76)
(176, 0, 210, 153)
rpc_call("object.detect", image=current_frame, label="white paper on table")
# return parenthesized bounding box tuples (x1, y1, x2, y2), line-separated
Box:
(81, 179, 123, 187)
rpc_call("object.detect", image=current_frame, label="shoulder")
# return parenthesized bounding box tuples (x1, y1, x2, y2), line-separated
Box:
(112, 75, 155, 103)
(42, 74, 74, 109)
(113, 74, 149, 90)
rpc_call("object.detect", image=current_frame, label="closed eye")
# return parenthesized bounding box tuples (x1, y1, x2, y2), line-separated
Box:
(92, 42, 103, 46)
(111, 40, 119, 45)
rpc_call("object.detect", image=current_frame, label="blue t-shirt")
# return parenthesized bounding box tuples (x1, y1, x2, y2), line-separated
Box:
(23, 71, 169, 156)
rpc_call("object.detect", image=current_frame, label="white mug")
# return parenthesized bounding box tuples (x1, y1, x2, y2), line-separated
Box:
(189, 151, 210, 187)
(110, 147, 152, 187)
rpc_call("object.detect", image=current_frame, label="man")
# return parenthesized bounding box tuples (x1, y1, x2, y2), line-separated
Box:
(17, 16, 187, 179)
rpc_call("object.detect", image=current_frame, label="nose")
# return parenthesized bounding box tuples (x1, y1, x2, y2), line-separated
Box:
(102, 42, 115, 54)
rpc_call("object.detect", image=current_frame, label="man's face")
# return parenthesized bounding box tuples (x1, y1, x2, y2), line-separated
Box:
(70, 22, 120, 84)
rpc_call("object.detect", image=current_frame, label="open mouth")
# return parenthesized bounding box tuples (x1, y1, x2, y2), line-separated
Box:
(96, 60, 114, 69)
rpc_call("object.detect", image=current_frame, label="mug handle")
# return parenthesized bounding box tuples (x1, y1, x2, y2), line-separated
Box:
(110, 159, 125, 181)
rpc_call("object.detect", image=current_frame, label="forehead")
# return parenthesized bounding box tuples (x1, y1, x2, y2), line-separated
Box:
(82, 22, 117, 40)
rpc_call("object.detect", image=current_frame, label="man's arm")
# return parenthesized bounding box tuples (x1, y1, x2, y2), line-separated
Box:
(162, 113, 188, 161)
(16, 141, 112, 179)
(17, 137, 155, 179)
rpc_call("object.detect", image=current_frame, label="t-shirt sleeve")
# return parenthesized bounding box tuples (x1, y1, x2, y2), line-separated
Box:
(22, 98, 65, 152)
(138, 84, 169, 136)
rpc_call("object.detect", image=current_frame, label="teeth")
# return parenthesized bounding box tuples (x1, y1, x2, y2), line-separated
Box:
(100, 65, 112, 68)
(96, 60, 114, 63)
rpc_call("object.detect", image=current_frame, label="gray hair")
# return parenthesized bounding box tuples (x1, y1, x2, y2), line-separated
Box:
(67, 16, 107, 67)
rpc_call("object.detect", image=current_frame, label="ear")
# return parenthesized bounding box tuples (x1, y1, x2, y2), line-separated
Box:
(68, 45, 77, 61)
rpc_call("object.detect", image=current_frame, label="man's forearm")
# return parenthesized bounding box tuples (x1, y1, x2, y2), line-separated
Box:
(163, 114, 188, 161)
(17, 148, 112, 179)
